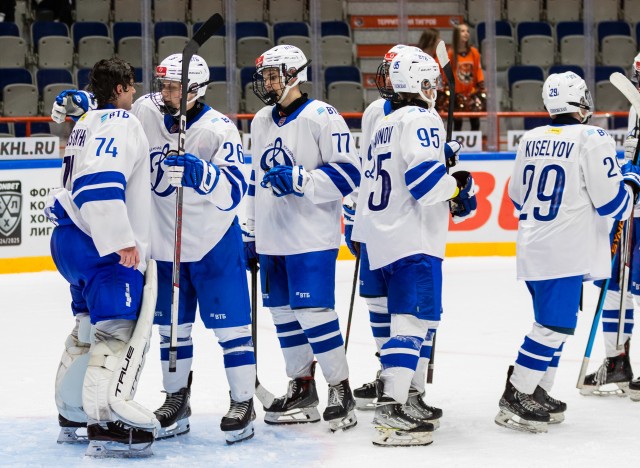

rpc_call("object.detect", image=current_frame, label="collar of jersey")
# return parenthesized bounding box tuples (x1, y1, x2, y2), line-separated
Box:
(550, 115, 581, 126)
(162, 103, 211, 133)
(271, 98, 314, 126)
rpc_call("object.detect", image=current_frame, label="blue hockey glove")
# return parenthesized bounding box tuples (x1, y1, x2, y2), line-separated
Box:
(52, 90, 97, 123)
(261, 165, 310, 197)
(241, 221, 258, 271)
(622, 161, 640, 196)
(449, 171, 477, 223)
(342, 202, 359, 256)
(164, 152, 220, 195)
(444, 140, 463, 168)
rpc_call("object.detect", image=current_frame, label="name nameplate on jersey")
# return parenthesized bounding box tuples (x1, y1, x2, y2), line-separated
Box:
(509, 130, 629, 153)
(0, 137, 60, 160)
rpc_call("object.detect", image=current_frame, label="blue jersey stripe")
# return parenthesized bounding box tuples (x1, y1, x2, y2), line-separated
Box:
(405, 160, 438, 186)
(309, 333, 344, 354)
(407, 164, 447, 201)
(305, 318, 340, 339)
(597, 182, 629, 217)
(220, 166, 246, 211)
(74, 186, 125, 209)
(219, 336, 253, 350)
(369, 311, 391, 324)
(277, 332, 309, 349)
(522, 336, 556, 358)
(275, 320, 303, 334)
(381, 353, 420, 370)
(72, 170, 126, 195)
(516, 353, 549, 371)
(223, 351, 256, 368)
(318, 163, 359, 196)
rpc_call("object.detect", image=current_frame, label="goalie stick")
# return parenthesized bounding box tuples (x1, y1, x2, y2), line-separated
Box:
(168, 13, 225, 372)
(576, 72, 640, 388)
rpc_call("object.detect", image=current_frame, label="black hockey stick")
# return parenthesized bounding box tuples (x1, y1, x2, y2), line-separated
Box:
(344, 249, 360, 353)
(169, 13, 225, 372)
(576, 72, 640, 387)
(436, 40, 457, 168)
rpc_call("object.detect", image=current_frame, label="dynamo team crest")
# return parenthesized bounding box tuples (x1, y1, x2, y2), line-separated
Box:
(260, 137, 295, 171)
(0, 180, 22, 244)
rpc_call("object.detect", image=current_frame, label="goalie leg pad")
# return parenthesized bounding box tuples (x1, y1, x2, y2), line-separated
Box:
(55, 313, 91, 426)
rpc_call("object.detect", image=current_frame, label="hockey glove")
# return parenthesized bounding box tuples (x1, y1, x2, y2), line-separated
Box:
(449, 171, 477, 223)
(624, 136, 639, 162)
(444, 140, 463, 168)
(261, 165, 310, 197)
(241, 221, 258, 271)
(621, 161, 640, 196)
(164, 152, 220, 195)
(342, 202, 359, 256)
(52, 90, 96, 123)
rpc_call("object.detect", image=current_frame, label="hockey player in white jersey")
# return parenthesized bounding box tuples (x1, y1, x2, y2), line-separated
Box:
(581, 54, 640, 398)
(46, 58, 158, 458)
(51, 54, 257, 445)
(355, 49, 477, 446)
(244, 44, 360, 431)
(496, 71, 640, 434)
(344, 45, 460, 429)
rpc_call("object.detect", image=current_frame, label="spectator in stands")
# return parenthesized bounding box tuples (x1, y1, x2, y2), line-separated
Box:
(418, 28, 440, 57)
(449, 22, 486, 131)
(0, 0, 16, 22)
(32, 0, 73, 26)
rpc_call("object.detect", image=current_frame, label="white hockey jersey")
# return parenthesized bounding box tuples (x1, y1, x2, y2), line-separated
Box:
(247, 99, 360, 255)
(52, 107, 151, 272)
(133, 94, 247, 262)
(351, 98, 394, 243)
(509, 123, 634, 281)
(356, 104, 458, 270)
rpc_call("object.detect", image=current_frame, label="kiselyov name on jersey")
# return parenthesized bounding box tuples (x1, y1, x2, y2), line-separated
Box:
(0, 180, 22, 246)
(0, 137, 60, 160)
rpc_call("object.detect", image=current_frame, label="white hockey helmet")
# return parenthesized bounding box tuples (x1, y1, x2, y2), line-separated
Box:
(542, 72, 593, 123)
(253, 44, 310, 105)
(388, 48, 441, 107)
(152, 53, 210, 115)
(376, 44, 425, 102)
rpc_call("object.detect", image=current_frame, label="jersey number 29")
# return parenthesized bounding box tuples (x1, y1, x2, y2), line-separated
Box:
(520, 163, 565, 221)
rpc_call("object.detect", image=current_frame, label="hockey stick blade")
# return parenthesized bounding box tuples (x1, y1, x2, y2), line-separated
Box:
(610, 72, 640, 119)
(435, 40, 449, 70)
(190, 13, 224, 50)
(255, 379, 276, 408)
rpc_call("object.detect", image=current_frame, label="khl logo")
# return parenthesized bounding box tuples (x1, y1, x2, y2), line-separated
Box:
(0, 180, 22, 245)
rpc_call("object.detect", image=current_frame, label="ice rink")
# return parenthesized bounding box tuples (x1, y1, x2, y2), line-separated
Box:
(1, 257, 639, 467)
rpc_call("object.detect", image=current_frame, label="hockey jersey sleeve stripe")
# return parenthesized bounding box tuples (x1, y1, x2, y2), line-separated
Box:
(248, 169, 256, 197)
(219, 166, 247, 211)
(405, 161, 447, 201)
(318, 162, 360, 196)
(596, 181, 629, 217)
(73, 186, 125, 209)
(72, 170, 126, 195)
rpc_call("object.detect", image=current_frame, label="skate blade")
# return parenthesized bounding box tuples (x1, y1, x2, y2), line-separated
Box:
(57, 427, 88, 444)
(264, 407, 320, 425)
(579, 382, 629, 397)
(548, 412, 564, 424)
(328, 410, 357, 432)
(85, 439, 153, 458)
(494, 409, 548, 434)
(156, 418, 190, 440)
(225, 422, 255, 445)
(355, 397, 376, 411)
(372, 426, 433, 447)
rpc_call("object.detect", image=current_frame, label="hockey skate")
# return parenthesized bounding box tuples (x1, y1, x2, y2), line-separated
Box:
(372, 381, 434, 447)
(354, 374, 379, 410)
(403, 387, 443, 430)
(154, 371, 192, 439)
(580, 341, 633, 397)
(85, 420, 154, 458)
(629, 378, 640, 402)
(323, 379, 357, 432)
(532, 386, 566, 424)
(495, 366, 550, 434)
(221, 394, 256, 445)
(264, 363, 320, 425)
(57, 414, 88, 444)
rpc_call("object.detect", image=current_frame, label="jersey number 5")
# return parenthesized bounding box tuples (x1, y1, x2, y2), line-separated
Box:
(368, 152, 392, 211)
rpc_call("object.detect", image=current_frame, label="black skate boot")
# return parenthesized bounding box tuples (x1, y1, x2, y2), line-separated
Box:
(323, 379, 357, 432)
(57, 414, 88, 444)
(403, 387, 443, 430)
(581, 340, 633, 396)
(264, 362, 320, 424)
(221, 394, 256, 445)
(532, 386, 566, 424)
(495, 366, 550, 433)
(629, 377, 640, 402)
(85, 420, 154, 458)
(354, 379, 378, 410)
(154, 371, 192, 439)
(372, 380, 434, 447)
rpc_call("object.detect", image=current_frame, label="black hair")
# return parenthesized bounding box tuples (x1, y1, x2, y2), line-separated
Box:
(87, 58, 136, 108)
